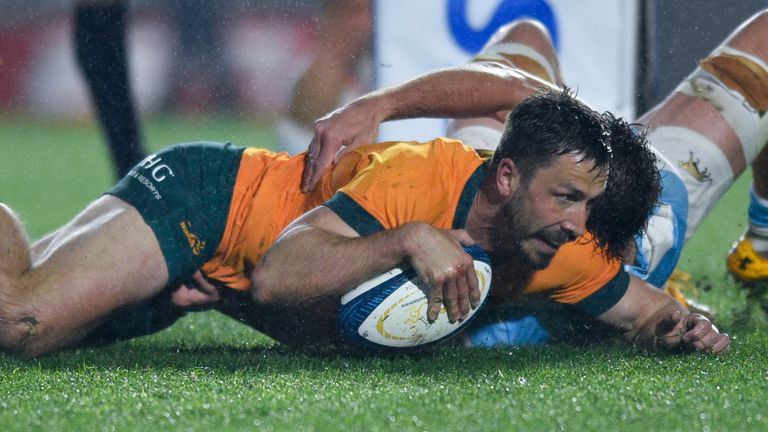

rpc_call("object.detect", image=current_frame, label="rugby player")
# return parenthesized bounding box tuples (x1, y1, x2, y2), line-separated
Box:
(1, 84, 708, 358)
(303, 10, 768, 346)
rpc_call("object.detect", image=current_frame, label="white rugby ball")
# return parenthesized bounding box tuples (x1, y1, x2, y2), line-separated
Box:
(337, 245, 492, 351)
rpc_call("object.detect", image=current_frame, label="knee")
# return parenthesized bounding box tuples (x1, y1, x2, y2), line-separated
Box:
(493, 19, 555, 49)
(753, 9, 768, 29)
(735, 9, 768, 38)
(0, 306, 46, 358)
(481, 19, 560, 84)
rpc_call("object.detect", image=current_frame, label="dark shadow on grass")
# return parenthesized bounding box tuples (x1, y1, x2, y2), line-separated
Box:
(0, 331, 665, 380)
(1, 296, 741, 376)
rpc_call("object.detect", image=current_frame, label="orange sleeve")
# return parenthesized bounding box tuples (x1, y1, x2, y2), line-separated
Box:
(523, 234, 623, 305)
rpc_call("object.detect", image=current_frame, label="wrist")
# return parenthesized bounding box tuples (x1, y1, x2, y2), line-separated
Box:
(398, 222, 430, 261)
(359, 90, 397, 124)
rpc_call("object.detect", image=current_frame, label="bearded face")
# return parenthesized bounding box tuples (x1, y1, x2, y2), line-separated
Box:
(491, 154, 608, 270)
(500, 187, 576, 269)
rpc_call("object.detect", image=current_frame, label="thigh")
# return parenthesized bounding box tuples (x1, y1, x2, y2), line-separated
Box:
(19, 195, 169, 354)
(475, 19, 562, 85)
(107, 141, 242, 284)
(638, 11, 768, 179)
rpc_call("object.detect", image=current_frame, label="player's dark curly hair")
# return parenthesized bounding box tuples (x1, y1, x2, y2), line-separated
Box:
(493, 87, 613, 184)
(586, 115, 661, 259)
(493, 88, 661, 260)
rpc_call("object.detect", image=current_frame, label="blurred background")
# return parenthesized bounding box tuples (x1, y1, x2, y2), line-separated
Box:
(0, 0, 334, 119)
(1, 0, 767, 124)
(0, 0, 767, 178)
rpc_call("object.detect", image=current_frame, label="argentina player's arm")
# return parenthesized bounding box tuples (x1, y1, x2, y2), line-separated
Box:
(596, 274, 730, 354)
(250, 205, 480, 323)
(302, 62, 557, 192)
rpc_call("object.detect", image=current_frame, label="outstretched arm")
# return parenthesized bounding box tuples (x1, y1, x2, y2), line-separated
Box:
(250, 206, 481, 323)
(302, 62, 557, 191)
(598, 275, 730, 354)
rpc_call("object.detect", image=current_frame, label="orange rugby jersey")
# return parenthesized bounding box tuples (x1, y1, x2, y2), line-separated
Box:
(203, 138, 627, 315)
(324, 138, 628, 316)
(200, 142, 402, 290)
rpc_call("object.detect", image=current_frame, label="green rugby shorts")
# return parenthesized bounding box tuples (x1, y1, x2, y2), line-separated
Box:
(106, 142, 244, 284)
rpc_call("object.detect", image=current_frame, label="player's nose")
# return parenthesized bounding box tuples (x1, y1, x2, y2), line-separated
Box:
(561, 204, 588, 238)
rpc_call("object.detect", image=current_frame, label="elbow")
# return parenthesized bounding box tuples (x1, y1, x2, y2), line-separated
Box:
(250, 263, 340, 306)
(250, 265, 284, 305)
(250, 263, 318, 306)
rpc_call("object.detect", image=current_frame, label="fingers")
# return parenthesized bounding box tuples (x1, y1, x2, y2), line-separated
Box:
(302, 134, 336, 193)
(300, 137, 319, 192)
(654, 312, 732, 354)
(426, 252, 477, 324)
(428, 288, 443, 323)
(654, 310, 685, 349)
(301, 121, 340, 193)
(171, 272, 220, 308)
(466, 262, 481, 309)
(710, 334, 731, 354)
(408, 225, 480, 323)
(312, 138, 337, 191)
(455, 271, 471, 318)
(449, 230, 480, 309)
(301, 130, 354, 192)
(442, 278, 460, 323)
(192, 271, 218, 295)
(655, 310, 683, 335)
(682, 314, 732, 354)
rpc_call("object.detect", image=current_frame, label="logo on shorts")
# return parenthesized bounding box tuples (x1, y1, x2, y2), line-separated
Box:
(180, 220, 206, 256)
(128, 154, 176, 200)
(139, 154, 175, 182)
(678, 152, 712, 183)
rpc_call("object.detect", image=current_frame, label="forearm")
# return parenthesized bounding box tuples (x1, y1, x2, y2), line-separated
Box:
(251, 223, 416, 306)
(597, 275, 689, 350)
(365, 63, 557, 123)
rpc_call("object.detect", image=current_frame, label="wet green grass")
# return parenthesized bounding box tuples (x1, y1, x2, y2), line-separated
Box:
(0, 116, 766, 431)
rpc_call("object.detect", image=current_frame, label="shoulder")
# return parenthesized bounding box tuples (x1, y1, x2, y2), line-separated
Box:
(328, 139, 486, 230)
(525, 233, 623, 304)
(339, 139, 484, 184)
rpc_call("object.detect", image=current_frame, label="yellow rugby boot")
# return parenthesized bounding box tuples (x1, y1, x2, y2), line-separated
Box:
(664, 270, 715, 320)
(726, 237, 768, 282)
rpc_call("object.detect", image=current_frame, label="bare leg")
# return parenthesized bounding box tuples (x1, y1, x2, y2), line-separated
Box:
(289, 0, 372, 128)
(0, 197, 168, 357)
(639, 10, 768, 184)
(624, 10, 768, 282)
(448, 19, 563, 146)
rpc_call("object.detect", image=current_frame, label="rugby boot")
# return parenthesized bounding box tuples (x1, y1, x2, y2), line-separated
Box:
(664, 270, 716, 321)
(726, 236, 768, 282)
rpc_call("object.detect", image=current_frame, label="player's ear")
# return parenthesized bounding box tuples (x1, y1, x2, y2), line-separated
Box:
(495, 158, 520, 198)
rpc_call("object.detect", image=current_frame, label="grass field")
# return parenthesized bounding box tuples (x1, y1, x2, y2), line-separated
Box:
(0, 116, 766, 431)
